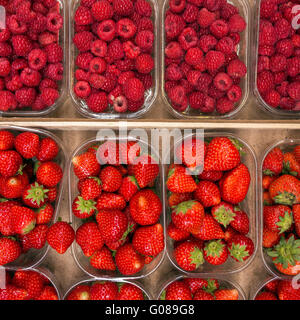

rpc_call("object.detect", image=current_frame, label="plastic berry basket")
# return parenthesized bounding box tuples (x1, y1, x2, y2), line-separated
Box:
(260, 138, 300, 278)
(69, 0, 159, 119)
(0, 125, 67, 269)
(249, 275, 283, 300)
(164, 132, 258, 275)
(63, 277, 152, 300)
(68, 134, 166, 280)
(156, 274, 246, 300)
(0, 1, 67, 117)
(161, 0, 250, 119)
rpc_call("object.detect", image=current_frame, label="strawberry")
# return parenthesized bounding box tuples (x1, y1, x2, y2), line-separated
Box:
(193, 289, 215, 300)
(204, 239, 228, 265)
(96, 209, 128, 242)
(96, 192, 126, 211)
(0, 201, 18, 236)
(0, 285, 29, 300)
(194, 180, 221, 207)
(90, 281, 118, 300)
(97, 141, 121, 166)
(262, 227, 280, 248)
(264, 279, 279, 293)
(171, 200, 204, 234)
(14, 132, 39, 159)
(167, 222, 190, 241)
(193, 214, 225, 240)
(204, 137, 241, 171)
(262, 175, 276, 190)
(105, 236, 128, 251)
(224, 226, 238, 243)
(36, 286, 58, 300)
(293, 204, 300, 237)
(294, 145, 300, 164)
(166, 166, 197, 193)
(214, 289, 239, 300)
(72, 196, 96, 219)
(99, 166, 122, 192)
(0, 150, 22, 177)
(12, 270, 28, 289)
(129, 189, 162, 225)
(0, 130, 14, 151)
(263, 205, 293, 234)
(168, 192, 192, 207)
(0, 237, 21, 265)
(118, 176, 139, 201)
(22, 182, 49, 208)
(21, 271, 44, 299)
(36, 161, 63, 188)
(67, 285, 91, 300)
(220, 163, 250, 204)
(198, 170, 223, 182)
(174, 240, 204, 271)
(11, 206, 36, 235)
(164, 281, 192, 300)
(119, 141, 141, 165)
(132, 154, 159, 188)
(211, 201, 235, 228)
(123, 206, 137, 234)
(263, 191, 273, 205)
(227, 234, 254, 262)
(75, 222, 104, 257)
(269, 175, 300, 206)
(79, 177, 102, 200)
(132, 223, 164, 257)
(263, 147, 283, 176)
(183, 278, 209, 294)
(27, 224, 48, 249)
(72, 151, 101, 180)
(35, 203, 54, 224)
(47, 187, 57, 203)
(283, 152, 300, 177)
(115, 243, 145, 275)
(46, 220, 75, 254)
(118, 283, 144, 300)
(37, 137, 59, 162)
(230, 207, 249, 235)
(0, 173, 29, 199)
(277, 280, 300, 300)
(255, 292, 278, 300)
(90, 247, 116, 271)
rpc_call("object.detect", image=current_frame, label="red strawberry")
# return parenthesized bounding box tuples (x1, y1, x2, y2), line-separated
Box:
(174, 240, 204, 271)
(72, 152, 101, 180)
(0, 173, 29, 199)
(193, 289, 215, 300)
(47, 220, 75, 254)
(76, 222, 104, 257)
(129, 189, 162, 225)
(224, 225, 238, 243)
(15, 132, 39, 159)
(294, 145, 300, 164)
(214, 289, 239, 300)
(36, 286, 58, 300)
(0, 150, 22, 177)
(171, 200, 204, 234)
(293, 204, 300, 237)
(99, 166, 122, 192)
(194, 180, 221, 207)
(90, 247, 116, 271)
(255, 292, 278, 300)
(78, 177, 102, 200)
(11, 206, 36, 235)
(204, 239, 228, 265)
(132, 223, 164, 257)
(132, 154, 159, 188)
(96, 192, 126, 211)
(67, 285, 90, 300)
(283, 152, 300, 177)
(0, 130, 14, 151)
(72, 196, 97, 219)
(118, 176, 139, 201)
(264, 279, 279, 293)
(166, 166, 197, 193)
(220, 163, 250, 204)
(193, 214, 225, 240)
(37, 137, 59, 162)
(230, 207, 249, 235)
(204, 137, 241, 171)
(47, 187, 57, 203)
(21, 271, 44, 299)
(263, 147, 283, 176)
(97, 141, 120, 166)
(0, 201, 19, 236)
(115, 243, 145, 275)
(27, 224, 48, 249)
(11, 270, 27, 288)
(36, 161, 63, 188)
(0, 285, 29, 300)
(263, 205, 293, 234)
(263, 227, 280, 248)
(263, 191, 273, 206)
(35, 203, 54, 225)
(168, 192, 193, 207)
(119, 141, 141, 165)
(262, 175, 276, 190)
(199, 170, 223, 182)
(277, 280, 300, 300)
(90, 281, 118, 300)
(227, 234, 254, 262)
(211, 201, 235, 228)
(183, 278, 209, 294)
(118, 283, 144, 300)
(167, 222, 190, 241)
(0, 237, 21, 265)
(164, 281, 192, 300)
(22, 182, 49, 208)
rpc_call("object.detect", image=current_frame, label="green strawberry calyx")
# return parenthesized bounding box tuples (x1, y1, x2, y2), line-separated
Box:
(229, 138, 245, 156)
(190, 247, 204, 268)
(263, 169, 276, 177)
(267, 236, 300, 270)
(160, 290, 166, 300)
(120, 223, 134, 242)
(276, 211, 294, 234)
(128, 176, 139, 188)
(204, 279, 218, 295)
(274, 191, 297, 206)
(282, 161, 298, 177)
(76, 196, 96, 214)
(228, 243, 249, 262)
(204, 240, 225, 258)
(174, 200, 198, 215)
(89, 176, 102, 185)
(22, 220, 36, 235)
(213, 205, 236, 228)
(25, 182, 49, 206)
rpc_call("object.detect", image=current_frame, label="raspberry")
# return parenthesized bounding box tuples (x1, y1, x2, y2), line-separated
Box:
(15, 87, 36, 107)
(220, 3, 238, 20)
(7, 15, 28, 34)
(264, 89, 281, 108)
(169, 0, 186, 13)
(11, 59, 28, 72)
(213, 72, 233, 91)
(0, 28, 11, 42)
(135, 53, 154, 74)
(280, 97, 294, 110)
(135, 30, 154, 51)
(45, 43, 63, 63)
(39, 79, 58, 91)
(81, 0, 97, 7)
(108, 39, 125, 61)
(227, 85, 242, 102)
(116, 18, 137, 39)
(12, 35, 33, 57)
(74, 81, 92, 99)
(73, 31, 93, 52)
(216, 37, 234, 54)
(208, 84, 225, 99)
(270, 54, 287, 73)
(89, 73, 105, 89)
(189, 91, 205, 109)
(287, 56, 300, 77)
(186, 70, 201, 87)
(287, 82, 300, 101)
(166, 63, 183, 81)
(123, 77, 145, 102)
(274, 18, 291, 40)
(76, 52, 94, 70)
(168, 85, 186, 105)
(137, 17, 153, 32)
(97, 20, 116, 42)
(228, 14, 246, 33)
(277, 81, 289, 97)
(123, 41, 141, 59)
(260, 0, 277, 19)
(89, 57, 107, 74)
(0, 58, 11, 77)
(135, 0, 152, 17)
(179, 61, 192, 78)
(182, 4, 198, 23)
(258, 45, 275, 57)
(115, 58, 135, 71)
(6, 75, 23, 92)
(210, 20, 229, 39)
(39, 32, 57, 47)
(91, 39, 108, 57)
(44, 63, 64, 81)
(41, 88, 59, 107)
(136, 73, 153, 90)
(0, 42, 12, 57)
(204, 0, 225, 12)
(185, 47, 203, 66)
(91, 0, 113, 21)
(274, 72, 286, 85)
(113, 0, 134, 16)
(197, 73, 213, 92)
(292, 34, 300, 48)
(257, 70, 274, 94)
(0, 91, 17, 111)
(87, 92, 108, 112)
(165, 41, 183, 59)
(127, 97, 145, 112)
(178, 27, 198, 50)
(118, 71, 135, 86)
(20, 68, 41, 87)
(227, 59, 247, 78)
(205, 50, 225, 72)
(28, 49, 47, 70)
(180, 79, 193, 94)
(216, 96, 234, 114)
(32, 94, 47, 111)
(165, 13, 186, 40)
(32, 2, 49, 15)
(46, 12, 63, 32)
(75, 6, 94, 25)
(229, 32, 240, 45)
(259, 20, 277, 46)
(198, 35, 217, 53)
(197, 8, 216, 28)
(76, 69, 90, 81)
(201, 95, 215, 113)
(257, 56, 270, 73)
(276, 39, 294, 58)
(113, 95, 128, 113)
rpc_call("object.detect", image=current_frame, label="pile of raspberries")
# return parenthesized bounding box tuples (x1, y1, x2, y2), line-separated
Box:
(0, 0, 64, 112)
(73, 0, 155, 114)
(164, 0, 247, 115)
(257, 0, 300, 111)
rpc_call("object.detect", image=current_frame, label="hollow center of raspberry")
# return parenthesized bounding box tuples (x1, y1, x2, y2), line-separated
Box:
(103, 25, 112, 32)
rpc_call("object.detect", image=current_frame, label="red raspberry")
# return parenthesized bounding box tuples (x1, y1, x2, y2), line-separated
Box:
(180, 61, 192, 78)
(39, 79, 58, 91)
(29, 13, 47, 33)
(123, 41, 141, 59)
(0, 58, 11, 77)
(97, 20, 116, 42)
(39, 32, 57, 47)
(127, 97, 145, 112)
(257, 56, 270, 73)
(89, 57, 107, 74)
(99, 73, 117, 92)
(0, 91, 17, 111)
(274, 18, 291, 40)
(135, 53, 154, 74)
(44, 63, 64, 81)
(123, 78, 145, 102)
(81, 0, 97, 7)
(229, 32, 240, 45)
(75, 6, 94, 25)
(213, 72, 233, 91)
(227, 84, 242, 102)
(165, 13, 186, 40)
(210, 19, 229, 39)
(91, 1, 113, 21)
(182, 4, 198, 23)
(166, 63, 183, 81)
(287, 56, 300, 77)
(189, 91, 205, 109)
(276, 39, 294, 58)
(135, 30, 154, 51)
(259, 20, 277, 46)
(200, 95, 215, 113)
(115, 58, 135, 71)
(216, 37, 234, 54)
(216, 96, 234, 114)
(274, 72, 286, 85)
(198, 35, 217, 53)
(91, 39, 108, 57)
(0, 28, 11, 42)
(197, 73, 213, 92)
(108, 85, 122, 104)
(41, 88, 59, 107)
(73, 31, 93, 52)
(31, 94, 47, 111)
(15, 87, 36, 107)
(187, 70, 201, 86)
(260, 0, 277, 19)
(197, 8, 216, 28)
(180, 79, 193, 94)
(75, 69, 90, 81)
(136, 73, 153, 90)
(292, 34, 300, 48)
(270, 54, 287, 73)
(89, 73, 105, 89)
(20, 68, 41, 87)
(165, 41, 183, 59)
(137, 17, 153, 32)
(74, 81, 92, 99)
(168, 85, 186, 105)
(257, 70, 274, 94)
(12, 35, 33, 57)
(280, 97, 295, 110)
(169, 0, 186, 13)
(264, 89, 281, 108)
(108, 39, 125, 61)
(6, 75, 23, 92)
(220, 3, 238, 20)
(116, 18, 137, 39)
(227, 59, 247, 78)
(28, 49, 47, 70)
(228, 14, 246, 33)
(113, 0, 134, 16)
(277, 81, 289, 97)
(135, 0, 152, 17)
(45, 43, 63, 63)
(87, 92, 108, 112)
(118, 71, 135, 86)
(185, 47, 203, 66)
(0, 42, 12, 57)
(46, 12, 63, 33)
(76, 52, 94, 70)
(178, 27, 198, 50)
(205, 50, 225, 72)
(287, 82, 300, 101)
(7, 15, 28, 34)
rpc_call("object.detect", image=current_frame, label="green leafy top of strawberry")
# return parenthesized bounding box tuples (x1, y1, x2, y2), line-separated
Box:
(75, 196, 96, 214)
(160, 290, 166, 300)
(174, 200, 198, 215)
(273, 191, 297, 206)
(276, 211, 294, 234)
(190, 246, 204, 268)
(205, 279, 218, 294)
(229, 138, 245, 156)
(228, 242, 249, 262)
(204, 240, 225, 258)
(25, 182, 49, 206)
(212, 204, 236, 228)
(282, 161, 298, 177)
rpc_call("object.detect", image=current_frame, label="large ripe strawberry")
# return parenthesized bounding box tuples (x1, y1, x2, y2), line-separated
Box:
(90, 281, 118, 300)
(171, 200, 204, 234)
(277, 280, 300, 300)
(166, 166, 197, 193)
(37, 137, 59, 162)
(230, 207, 249, 235)
(255, 292, 278, 300)
(174, 240, 204, 271)
(129, 189, 162, 225)
(0, 130, 14, 151)
(0, 200, 19, 236)
(75, 222, 104, 257)
(96, 209, 128, 242)
(99, 166, 122, 192)
(67, 285, 91, 300)
(227, 234, 254, 262)
(194, 180, 221, 207)
(119, 141, 141, 165)
(263, 205, 293, 234)
(214, 289, 239, 300)
(132, 154, 159, 188)
(0, 237, 21, 265)
(132, 223, 164, 257)
(96, 192, 126, 211)
(193, 289, 215, 300)
(118, 283, 144, 300)
(293, 204, 300, 237)
(21, 271, 44, 299)
(36, 286, 59, 300)
(220, 163, 250, 204)
(78, 177, 102, 200)
(0, 150, 22, 177)
(199, 169, 223, 182)
(283, 152, 300, 177)
(265, 279, 279, 293)
(47, 220, 75, 254)
(167, 222, 190, 241)
(183, 278, 213, 295)
(36, 161, 63, 188)
(224, 226, 238, 243)
(204, 240, 228, 265)
(211, 201, 235, 228)
(11, 206, 36, 235)
(72, 151, 101, 179)
(0, 285, 29, 300)
(14, 132, 39, 159)
(97, 141, 120, 165)
(262, 227, 280, 248)
(193, 214, 225, 240)
(164, 281, 192, 300)
(90, 247, 116, 271)
(115, 243, 145, 275)
(269, 175, 300, 206)
(72, 196, 97, 219)
(118, 176, 139, 201)
(35, 203, 54, 225)
(268, 236, 300, 276)
(204, 137, 241, 171)
(263, 147, 284, 176)
(168, 192, 193, 207)
(27, 224, 48, 250)
(22, 182, 49, 208)
(0, 173, 29, 199)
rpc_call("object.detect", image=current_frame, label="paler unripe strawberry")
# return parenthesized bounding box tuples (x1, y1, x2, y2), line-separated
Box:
(227, 234, 254, 262)
(263, 205, 293, 234)
(90, 281, 118, 301)
(35, 203, 54, 225)
(36, 161, 63, 188)
(96, 192, 126, 211)
(90, 247, 116, 271)
(118, 283, 144, 300)
(72, 152, 101, 179)
(37, 137, 59, 162)
(166, 166, 197, 193)
(22, 182, 49, 208)
(99, 166, 122, 192)
(67, 285, 91, 300)
(14, 132, 40, 159)
(0, 237, 21, 265)
(204, 239, 228, 265)
(0, 150, 22, 177)
(263, 147, 283, 176)
(174, 240, 204, 271)
(167, 222, 190, 241)
(132, 154, 159, 188)
(163, 281, 192, 300)
(11, 205, 36, 235)
(118, 176, 139, 201)
(193, 214, 225, 240)
(193, 180, 221, 207)
(211, 201, 235, 228)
